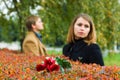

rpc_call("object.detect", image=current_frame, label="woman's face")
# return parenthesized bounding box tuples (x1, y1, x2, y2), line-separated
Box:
(74, 17, 90, 39)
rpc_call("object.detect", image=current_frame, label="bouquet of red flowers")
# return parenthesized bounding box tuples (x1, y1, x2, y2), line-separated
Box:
(36, 57, 71, 72)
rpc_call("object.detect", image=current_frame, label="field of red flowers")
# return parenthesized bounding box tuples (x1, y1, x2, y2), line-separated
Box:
(0, 48, 120, 80)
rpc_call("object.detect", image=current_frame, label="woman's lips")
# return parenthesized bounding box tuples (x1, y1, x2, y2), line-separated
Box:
(78, 32, 84, 35)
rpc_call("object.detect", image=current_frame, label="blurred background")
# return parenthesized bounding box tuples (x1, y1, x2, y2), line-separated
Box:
(0, 0, 120, 55)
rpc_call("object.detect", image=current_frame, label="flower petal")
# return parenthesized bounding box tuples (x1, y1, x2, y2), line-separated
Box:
(49, 64, 60, 72)
(36, 64, 46, 71)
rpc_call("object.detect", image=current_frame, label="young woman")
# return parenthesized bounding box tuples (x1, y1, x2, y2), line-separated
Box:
(63, 13, 104, 66)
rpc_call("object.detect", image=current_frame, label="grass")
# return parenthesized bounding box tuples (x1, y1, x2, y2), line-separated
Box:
(47, 50, 62, 55)
(104, 53, 120, 66)
(48, 50, 120, 66)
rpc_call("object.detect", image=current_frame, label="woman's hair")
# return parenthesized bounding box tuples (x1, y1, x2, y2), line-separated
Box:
(25, 15, 39, 31)
(67, 13, 96, 44)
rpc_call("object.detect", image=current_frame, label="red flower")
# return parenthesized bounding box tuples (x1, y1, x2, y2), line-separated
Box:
(36, 57, 60, 72)
(36, 64, 46, 71)
(44, 57, 55, 66)
(48, 64, 60, 72)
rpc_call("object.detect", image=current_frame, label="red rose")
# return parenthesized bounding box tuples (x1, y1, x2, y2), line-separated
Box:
(48, 64, 60, 72)
(36, 64, 46, 71)
(36, 57, 60, 72)
(44, 58, 55, 67)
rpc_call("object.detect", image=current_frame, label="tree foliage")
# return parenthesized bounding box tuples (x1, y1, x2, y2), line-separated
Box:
(0, 0, 120, 50)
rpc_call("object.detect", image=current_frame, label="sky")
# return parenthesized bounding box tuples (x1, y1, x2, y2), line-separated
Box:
(0, 0, 41, 20)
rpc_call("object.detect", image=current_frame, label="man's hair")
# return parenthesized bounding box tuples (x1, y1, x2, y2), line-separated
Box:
(25, 15, 39, 31)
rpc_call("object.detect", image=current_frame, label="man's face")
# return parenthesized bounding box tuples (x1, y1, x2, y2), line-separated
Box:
(32, 18, 44, 32)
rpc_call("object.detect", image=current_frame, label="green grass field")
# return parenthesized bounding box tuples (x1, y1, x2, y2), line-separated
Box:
(47, 50, 62, 55)
(48, 50, 120, 66)
(104, 53, 120, 66)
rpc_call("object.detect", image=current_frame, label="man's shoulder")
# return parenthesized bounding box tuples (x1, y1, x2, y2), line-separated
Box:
(26, 31, 36, 38)
(24, 32, 37, 42)
(27, 31, 35, 36)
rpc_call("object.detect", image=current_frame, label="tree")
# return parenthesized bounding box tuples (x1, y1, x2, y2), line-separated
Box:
(0, 0, 120, 51)
(0, 0, 41, 50)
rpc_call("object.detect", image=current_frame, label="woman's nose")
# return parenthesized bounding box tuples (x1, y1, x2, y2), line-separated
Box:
(80, 25, 84, 30)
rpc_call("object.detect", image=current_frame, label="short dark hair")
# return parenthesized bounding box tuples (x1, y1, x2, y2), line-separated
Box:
(25, 15, 39, 31)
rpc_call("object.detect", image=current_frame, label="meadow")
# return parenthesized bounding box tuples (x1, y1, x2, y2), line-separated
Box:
(104, 53, 120, 66)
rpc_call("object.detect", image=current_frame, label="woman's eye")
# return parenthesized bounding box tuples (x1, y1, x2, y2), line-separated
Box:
(85, 25, 89, 28)
(77, 23, 82, 26)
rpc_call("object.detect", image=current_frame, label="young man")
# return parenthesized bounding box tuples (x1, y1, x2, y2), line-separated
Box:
(22, 15, 47, 56)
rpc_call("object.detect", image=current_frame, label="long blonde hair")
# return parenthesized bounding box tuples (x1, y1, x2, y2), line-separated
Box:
(67, 13, 96, 44)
